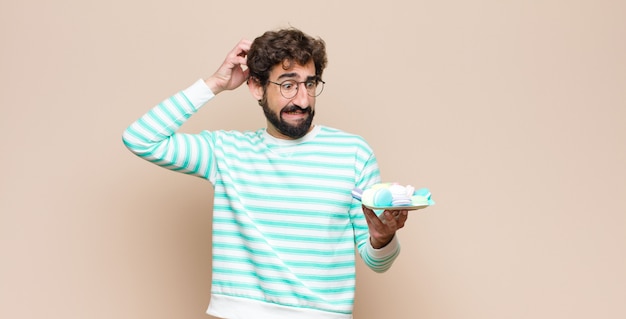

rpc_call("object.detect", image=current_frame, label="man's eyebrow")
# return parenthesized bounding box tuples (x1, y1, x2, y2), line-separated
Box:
(276, 73, 317, 81)
(276, 72, 298, 80)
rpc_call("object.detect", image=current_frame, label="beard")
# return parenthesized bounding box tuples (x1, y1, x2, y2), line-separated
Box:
(261, 103, 315, 139)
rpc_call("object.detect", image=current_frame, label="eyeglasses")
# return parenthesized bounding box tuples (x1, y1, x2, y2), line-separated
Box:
(268, 78, 325, 99)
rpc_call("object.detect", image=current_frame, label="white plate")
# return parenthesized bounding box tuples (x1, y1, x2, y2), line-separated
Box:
(363, 204, 429, 211)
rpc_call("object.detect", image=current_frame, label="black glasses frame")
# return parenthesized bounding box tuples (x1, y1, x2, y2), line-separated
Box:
(267, 78, 325, 99)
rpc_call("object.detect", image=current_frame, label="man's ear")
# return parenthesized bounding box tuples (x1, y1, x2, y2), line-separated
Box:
(248, 77, 264, 101)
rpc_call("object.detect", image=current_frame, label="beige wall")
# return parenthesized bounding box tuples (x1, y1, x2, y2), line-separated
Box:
(1, 0, 625, 318)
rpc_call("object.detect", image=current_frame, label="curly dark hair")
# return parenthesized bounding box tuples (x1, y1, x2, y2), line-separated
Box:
(247, 28, 327, 86)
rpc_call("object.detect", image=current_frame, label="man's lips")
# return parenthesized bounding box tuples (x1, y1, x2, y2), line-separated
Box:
(283, 105, 309, 112)
(282, 106, 311, 117)
(283, 110, 306, 115)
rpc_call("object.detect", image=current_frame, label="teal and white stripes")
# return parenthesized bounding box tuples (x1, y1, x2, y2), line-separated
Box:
(122, 92, 214, 178)
(122, 80, 400, 318)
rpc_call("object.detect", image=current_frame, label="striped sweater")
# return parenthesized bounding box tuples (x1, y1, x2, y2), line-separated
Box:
(122, 79, 401, 319)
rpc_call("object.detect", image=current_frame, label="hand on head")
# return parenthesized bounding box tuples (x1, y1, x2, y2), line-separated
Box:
(205, 39, 252, 94)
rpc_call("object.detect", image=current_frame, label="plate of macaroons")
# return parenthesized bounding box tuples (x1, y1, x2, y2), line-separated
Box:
(352, 182, 435, 211)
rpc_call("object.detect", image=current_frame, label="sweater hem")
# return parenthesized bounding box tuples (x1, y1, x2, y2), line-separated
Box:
(206, 294, 353, 319)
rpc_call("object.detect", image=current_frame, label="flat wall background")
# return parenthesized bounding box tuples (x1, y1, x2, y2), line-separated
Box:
(1, 1, 625, 318)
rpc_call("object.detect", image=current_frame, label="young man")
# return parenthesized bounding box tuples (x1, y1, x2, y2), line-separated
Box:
(123, 28, 409, 319)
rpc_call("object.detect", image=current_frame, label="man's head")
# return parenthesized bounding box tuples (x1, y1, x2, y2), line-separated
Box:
(247, 28, 328, 139)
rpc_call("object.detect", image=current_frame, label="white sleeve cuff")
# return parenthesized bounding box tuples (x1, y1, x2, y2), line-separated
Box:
(182, 79, 216, 109)
(367, 234, 400, 258)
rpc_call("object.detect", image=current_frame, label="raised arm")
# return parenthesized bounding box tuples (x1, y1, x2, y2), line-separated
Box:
(122, 39, 252, 179)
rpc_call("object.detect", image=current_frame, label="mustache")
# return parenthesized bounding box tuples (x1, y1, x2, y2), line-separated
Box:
(282, 105, 311, 113)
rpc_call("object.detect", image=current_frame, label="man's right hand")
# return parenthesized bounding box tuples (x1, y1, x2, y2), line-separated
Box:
(205, 39, 252, 95)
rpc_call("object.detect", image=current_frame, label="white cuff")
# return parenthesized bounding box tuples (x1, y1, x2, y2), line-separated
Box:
(182, 79, 215, 109)
(367, 234, 400, 258)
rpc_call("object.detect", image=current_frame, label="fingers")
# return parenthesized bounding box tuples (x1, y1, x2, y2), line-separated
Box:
(228, 39, 252, 64)
(363, 206, 408, 248)
(393, 210, 408, 228)
(392, 210, 408, 222)
(234, 39, 252, 54)
(380, 210, 409, 230)
(362, 205, 408, 231)
(362, 205, 381, 227)
(206, 39, 252, 94)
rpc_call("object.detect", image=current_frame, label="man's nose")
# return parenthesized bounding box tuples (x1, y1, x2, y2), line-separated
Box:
(291, 82, 310, 103)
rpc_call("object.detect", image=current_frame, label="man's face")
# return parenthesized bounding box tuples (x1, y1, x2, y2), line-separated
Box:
(258, 60, 317, 139)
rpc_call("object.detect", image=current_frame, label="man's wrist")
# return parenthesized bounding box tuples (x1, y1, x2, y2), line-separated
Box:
(370, 234, 394, 249)
(204, 77, 222, 95)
